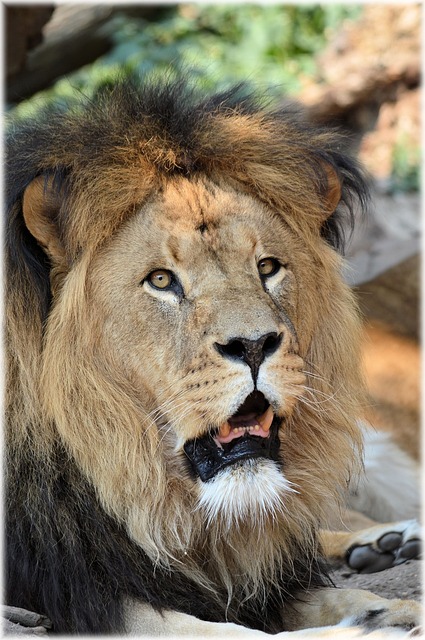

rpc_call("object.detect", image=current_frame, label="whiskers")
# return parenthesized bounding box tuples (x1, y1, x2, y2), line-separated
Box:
(298, 384, 344, 415)
(295, 360, 348, 417)
(140, 379, 226, 456)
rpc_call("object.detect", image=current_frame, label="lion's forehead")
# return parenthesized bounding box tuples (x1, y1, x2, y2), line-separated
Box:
(119, 177, 291, 268)
(154, 179, 266, 234)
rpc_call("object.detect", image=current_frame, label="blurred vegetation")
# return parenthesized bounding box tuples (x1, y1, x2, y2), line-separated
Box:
(391, 137, 420, 193)
(12, 4, 362, 118)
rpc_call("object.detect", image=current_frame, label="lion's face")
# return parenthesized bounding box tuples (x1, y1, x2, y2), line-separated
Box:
(85, 176, 346, 525)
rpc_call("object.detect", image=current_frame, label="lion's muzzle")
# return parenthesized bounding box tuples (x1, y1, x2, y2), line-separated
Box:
(183, 391, 281, 481)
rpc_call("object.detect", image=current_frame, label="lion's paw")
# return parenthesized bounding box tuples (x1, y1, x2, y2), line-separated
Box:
(347, 519, 421, 573)
(349, 598, 422, 633)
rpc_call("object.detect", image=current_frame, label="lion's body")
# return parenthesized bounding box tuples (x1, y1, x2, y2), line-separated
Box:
(6, 79, 419, 635)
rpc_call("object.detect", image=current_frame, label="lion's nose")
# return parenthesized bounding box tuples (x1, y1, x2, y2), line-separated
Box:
(215, 332, 282, 381)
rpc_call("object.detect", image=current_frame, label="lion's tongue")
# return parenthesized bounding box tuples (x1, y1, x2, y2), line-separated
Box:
(215, 406, 274, 445)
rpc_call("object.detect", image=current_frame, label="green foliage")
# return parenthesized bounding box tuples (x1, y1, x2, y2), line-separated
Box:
(105, 4, 361, 93)
(391, 137, 420, 193)
(12, 4, 361, 119)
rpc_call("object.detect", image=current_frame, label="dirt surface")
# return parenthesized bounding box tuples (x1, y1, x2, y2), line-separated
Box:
(330, 559, 422, 602)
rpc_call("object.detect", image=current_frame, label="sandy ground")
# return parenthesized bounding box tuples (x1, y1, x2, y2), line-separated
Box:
(330, 560, 422, 602)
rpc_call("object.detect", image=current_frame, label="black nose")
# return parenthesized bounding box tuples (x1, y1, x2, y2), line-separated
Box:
(215, 332, 282, 381)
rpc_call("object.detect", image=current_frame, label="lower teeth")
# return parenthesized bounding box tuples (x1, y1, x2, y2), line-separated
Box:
(234, 425, 260, 434)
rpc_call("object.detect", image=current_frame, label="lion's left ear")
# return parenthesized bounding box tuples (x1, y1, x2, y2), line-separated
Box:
(319, 163, 341, 218)
(22, 175, 66, 264)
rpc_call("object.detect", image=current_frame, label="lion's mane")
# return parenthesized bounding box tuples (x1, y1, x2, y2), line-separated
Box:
(6, 77, 368, 633)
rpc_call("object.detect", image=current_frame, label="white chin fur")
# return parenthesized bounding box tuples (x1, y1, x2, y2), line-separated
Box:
(196, 458, 297, 530)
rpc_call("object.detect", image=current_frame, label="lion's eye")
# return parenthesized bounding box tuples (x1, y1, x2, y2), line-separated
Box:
(257, 258, 280, 278)
(143, 269, 184, 299)
(146, 269, 173, 290)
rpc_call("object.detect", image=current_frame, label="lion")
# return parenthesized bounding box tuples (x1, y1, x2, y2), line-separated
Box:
(5, 78, 421, 636)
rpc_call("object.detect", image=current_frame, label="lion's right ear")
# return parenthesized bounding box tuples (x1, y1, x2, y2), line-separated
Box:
(22, 175, 65, 264)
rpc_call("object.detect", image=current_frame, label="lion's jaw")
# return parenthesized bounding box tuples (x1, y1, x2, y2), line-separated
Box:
(196, 458, 298, 530)
(183, 389, 299, 529)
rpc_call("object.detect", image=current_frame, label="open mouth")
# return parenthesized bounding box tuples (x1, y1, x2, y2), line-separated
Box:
(183, 391, 281, 482)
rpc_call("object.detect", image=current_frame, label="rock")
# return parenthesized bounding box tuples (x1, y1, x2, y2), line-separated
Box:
(330, 559, 422, 602)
